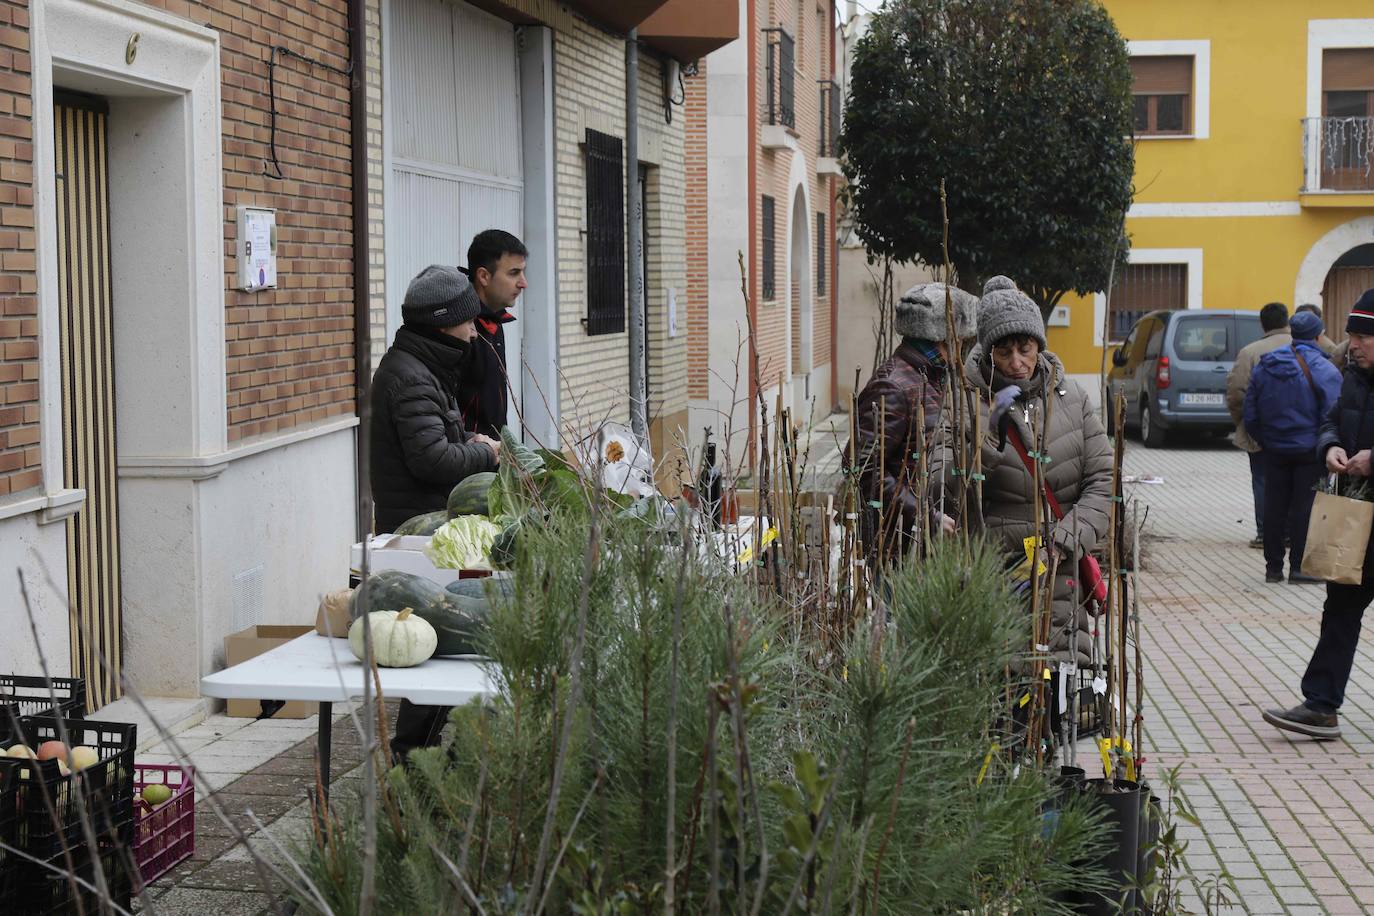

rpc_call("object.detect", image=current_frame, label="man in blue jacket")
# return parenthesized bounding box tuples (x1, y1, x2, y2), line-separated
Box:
(1264, 290, 1374, 739)
(1244, 310, 1342, 584)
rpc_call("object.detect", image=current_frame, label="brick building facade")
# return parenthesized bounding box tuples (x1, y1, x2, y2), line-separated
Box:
(687, 0, 839, 465)
(0, 0, 735, 710)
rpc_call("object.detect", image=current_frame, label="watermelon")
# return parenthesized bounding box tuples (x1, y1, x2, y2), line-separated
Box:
(393, 510, 448, 536)
(447, 471, 497, 518)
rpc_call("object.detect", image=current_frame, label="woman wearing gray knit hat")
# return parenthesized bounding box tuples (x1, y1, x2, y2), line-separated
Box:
(931, 276, 1113, 719)
(845, 281, 978, 561)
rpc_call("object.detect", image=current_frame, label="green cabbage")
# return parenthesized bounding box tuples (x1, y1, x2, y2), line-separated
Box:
(424, 515, 502, 570)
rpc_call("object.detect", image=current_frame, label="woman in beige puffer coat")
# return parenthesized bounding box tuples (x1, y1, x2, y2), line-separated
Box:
(930, 277, 1114, 666)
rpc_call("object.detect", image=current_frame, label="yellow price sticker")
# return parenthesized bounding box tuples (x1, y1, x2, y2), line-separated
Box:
(1021, 536, 1048, 577)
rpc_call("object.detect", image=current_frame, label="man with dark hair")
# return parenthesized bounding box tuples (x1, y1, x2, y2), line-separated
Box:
(1265, 289, 1374, 740)
(461, 229, 529, 438)
(1228, 302, 1290, 548)
(1296, 303, 1338, 357)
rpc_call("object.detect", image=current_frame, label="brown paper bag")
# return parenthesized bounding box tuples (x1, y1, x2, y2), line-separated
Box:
(1303, 489, 1374, 585)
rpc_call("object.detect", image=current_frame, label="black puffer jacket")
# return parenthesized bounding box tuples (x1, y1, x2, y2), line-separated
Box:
(1317, 365, 1374, 572)
(370, 326, 498, 533)
(1318, 365, 1374, 461)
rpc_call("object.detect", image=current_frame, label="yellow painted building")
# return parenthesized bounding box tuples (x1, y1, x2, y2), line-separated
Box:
(1050, 1, 1374, 380)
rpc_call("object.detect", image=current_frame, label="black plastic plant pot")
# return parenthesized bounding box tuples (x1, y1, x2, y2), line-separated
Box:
(1135, 788, 1163, 911)
(1081, 778, 1144, 915)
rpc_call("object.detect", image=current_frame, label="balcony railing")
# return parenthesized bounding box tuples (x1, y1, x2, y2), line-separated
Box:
(1303, 116, 1374, 192)
(818, 80, 840, 157)
(764, 27, 795, 129)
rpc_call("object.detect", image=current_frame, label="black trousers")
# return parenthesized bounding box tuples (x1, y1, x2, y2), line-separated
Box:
(1301, 580, 1374, 714)
(1262, 450, 1322, 577)
(392, 699, 452, 759)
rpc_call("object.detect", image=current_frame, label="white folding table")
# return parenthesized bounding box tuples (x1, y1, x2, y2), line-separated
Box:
(200, 632, 496, 794)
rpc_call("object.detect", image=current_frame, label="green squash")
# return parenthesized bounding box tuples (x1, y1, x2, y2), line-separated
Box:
(350, 569, 447, 618)
(393, 510, 448, 536)
(447, 471, 497, 518)
(418, 592, 493, 656)
(445, 575, 514, 603)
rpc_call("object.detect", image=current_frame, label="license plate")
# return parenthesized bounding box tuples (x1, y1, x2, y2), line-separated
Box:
(1179, 393, 1224, 406)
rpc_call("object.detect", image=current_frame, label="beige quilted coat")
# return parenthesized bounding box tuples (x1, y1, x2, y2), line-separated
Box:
(931, 349, 1114, 664)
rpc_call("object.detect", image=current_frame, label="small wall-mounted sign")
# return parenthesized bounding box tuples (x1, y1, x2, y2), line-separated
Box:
(237, 206, 277, 292)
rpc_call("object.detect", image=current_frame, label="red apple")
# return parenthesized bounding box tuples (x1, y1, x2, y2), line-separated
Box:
(36, 740, 68, 763)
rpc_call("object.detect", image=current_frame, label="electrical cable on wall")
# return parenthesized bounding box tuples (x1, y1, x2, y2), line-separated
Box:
(263, 45, 354, 180)
(663, 63, 687, 125)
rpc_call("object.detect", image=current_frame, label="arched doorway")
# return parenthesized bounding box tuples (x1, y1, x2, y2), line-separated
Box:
(1322, 243, 1374, 340)
(789, 185, 813, 413)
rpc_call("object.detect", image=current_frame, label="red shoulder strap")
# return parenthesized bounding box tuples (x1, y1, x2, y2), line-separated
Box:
(1006, 425, 1064, 521)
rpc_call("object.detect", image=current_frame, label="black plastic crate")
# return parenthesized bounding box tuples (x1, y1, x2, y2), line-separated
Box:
(20, 836, 134, 916)
(11, 716, 136, 913)
(0, 758, 18, 910)
(0, 676, 86, 725)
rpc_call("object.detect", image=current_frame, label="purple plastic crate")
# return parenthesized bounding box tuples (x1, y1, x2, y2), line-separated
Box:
(132, 763, 195, 890)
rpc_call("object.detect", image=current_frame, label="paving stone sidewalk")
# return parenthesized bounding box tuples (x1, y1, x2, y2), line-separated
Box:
(129, 703, 379, 914)
(1124, 436, 1374, 915)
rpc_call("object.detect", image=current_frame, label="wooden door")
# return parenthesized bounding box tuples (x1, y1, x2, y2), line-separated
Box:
(53, 92, 122, 709)
(1323, 266, 1374, 342)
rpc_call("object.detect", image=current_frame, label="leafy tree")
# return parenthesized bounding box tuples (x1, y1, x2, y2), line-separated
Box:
(840, 0, 1135, 319)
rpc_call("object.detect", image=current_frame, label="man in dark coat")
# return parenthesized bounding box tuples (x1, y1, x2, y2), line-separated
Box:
(370, 264, 500, 533)
(460, 229, 528, 438)
(1243, 310, 1342, 584)
(370, 265, 502, 760)
(846, 280, 978, 561)
(1264, 289, 1374, 740)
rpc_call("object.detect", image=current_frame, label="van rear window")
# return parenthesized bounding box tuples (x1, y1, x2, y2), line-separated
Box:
(1173, 316, 1236, 361)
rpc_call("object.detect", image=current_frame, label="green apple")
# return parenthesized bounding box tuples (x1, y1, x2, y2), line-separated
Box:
(141, 783, 173, 806)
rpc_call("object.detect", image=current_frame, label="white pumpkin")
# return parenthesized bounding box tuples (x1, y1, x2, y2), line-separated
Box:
(348, 607, 437, 668)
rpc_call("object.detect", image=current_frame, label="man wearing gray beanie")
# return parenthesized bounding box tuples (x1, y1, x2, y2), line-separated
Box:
(371, 264, 506, 761)
(845, 281, 978, 560)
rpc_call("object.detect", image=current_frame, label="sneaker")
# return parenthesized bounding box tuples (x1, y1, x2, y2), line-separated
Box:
(1249, 536, 1264, 549)
(1262, 704, 1340, 740)
(1289, 572, 1323, 584)
(1265, 571, 1283, 584)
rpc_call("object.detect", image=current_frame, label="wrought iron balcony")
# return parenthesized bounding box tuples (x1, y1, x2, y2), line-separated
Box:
(818, 80, 840, 157)
(763, 27, 795, 130)
(1303, 116, 1374, 193)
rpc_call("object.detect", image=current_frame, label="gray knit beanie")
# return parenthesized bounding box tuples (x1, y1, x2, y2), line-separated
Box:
(976, 276, 1047, 356)
(894, 282, 979, 343)
(402, 265, 482, 328)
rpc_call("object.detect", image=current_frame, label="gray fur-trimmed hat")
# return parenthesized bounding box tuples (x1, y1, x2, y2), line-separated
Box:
(894, 282, 979, 343)
(976, 276, 1046, 356)
(402, 265, 482, 328)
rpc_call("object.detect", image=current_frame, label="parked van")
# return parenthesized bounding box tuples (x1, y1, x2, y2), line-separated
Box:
(1106, 309, 1264, 447)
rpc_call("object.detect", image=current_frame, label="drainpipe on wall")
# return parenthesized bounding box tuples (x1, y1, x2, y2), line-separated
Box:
(626, 28, 648, 442)
(350, 0, 373, 538)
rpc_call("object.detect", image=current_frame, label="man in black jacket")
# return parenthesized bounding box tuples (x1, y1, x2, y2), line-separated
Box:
(370, 264, 501, 533)
(460, 229, 527, 438)
(1264, 289, 1374, 740)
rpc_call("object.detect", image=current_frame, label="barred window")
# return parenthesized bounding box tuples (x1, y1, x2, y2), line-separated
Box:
(1109, 263, 1188, 341)
(585, 129, 626, 336)
(762, 195, 776, 300)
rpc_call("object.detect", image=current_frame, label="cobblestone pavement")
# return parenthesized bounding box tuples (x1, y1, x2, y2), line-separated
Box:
(1124, 435, 1374, 915)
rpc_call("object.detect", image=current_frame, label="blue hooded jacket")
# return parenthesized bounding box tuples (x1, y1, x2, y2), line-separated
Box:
(1243, 341, 1342, 455)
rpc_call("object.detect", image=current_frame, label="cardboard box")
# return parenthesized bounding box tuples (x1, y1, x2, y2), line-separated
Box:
(223, 625, 315, 718)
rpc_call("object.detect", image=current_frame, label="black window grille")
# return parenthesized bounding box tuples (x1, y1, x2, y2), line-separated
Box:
(585, 129, 626, 336)
(764, 28, 796, 129)
(761, 195, 776, 300)
(816, 211, 826, 295)
(819, 80, 840, 156)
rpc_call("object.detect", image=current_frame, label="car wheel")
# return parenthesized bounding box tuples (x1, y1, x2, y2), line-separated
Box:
(1140, 402, 1167, 448)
